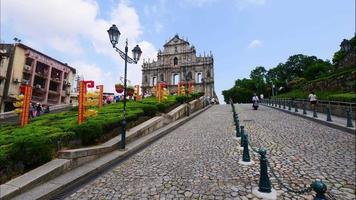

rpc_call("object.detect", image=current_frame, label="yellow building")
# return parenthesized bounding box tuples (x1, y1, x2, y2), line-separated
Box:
(0, 43, 76, 112)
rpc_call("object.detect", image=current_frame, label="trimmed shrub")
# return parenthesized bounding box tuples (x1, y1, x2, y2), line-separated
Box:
(72, 120, 103, 145)
(328, 93, 356, 102)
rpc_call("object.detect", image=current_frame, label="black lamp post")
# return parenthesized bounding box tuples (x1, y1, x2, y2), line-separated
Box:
(107, 24, 142, 150)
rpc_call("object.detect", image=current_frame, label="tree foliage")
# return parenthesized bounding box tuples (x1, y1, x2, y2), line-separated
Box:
(222, 54, 334, 103)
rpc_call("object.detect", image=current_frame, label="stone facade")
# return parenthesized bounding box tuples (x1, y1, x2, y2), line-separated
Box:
(141, 35, 216, 99)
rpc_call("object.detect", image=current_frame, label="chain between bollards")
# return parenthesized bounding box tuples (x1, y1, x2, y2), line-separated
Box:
(246, 131, 327, 199)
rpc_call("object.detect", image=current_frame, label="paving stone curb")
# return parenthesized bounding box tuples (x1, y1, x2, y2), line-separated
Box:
(261, 104, 355, 134)
(9, 105, 212, 200)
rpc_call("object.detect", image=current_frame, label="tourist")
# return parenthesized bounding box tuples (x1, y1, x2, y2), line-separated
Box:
(36, 103, 42, 117)
(29, 103, 34, 119)
(252, 93, 259, 110)
(211, 97, 216, 104)
(308, 91, 317, 109)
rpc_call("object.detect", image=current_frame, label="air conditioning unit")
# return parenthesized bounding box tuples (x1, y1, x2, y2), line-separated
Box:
(35, 84, 42, 89)
(22, 79, 29, 84)
(24, 65, 32, 71)
(13, 78, 20, 83)
(64, 80, 71, 86)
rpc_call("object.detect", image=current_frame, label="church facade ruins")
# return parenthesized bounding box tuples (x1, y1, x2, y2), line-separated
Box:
(141, 35, 216, 99)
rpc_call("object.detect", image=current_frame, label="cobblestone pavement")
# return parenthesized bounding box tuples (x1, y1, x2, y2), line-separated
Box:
(65, 104, 355, 200)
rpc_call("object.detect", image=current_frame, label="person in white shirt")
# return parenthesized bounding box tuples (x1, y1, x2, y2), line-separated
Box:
(308, 91, 317, 109)
(252, 93, 259, 110)
(252, 94, 259, 102)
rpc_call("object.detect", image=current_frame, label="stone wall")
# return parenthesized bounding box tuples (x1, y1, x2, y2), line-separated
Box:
(303, 70, 356, 92)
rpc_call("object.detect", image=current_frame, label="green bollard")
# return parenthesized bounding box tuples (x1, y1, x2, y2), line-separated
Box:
(258, 147, 272, 193)
(326, 107, 332, 122)
(242, 132, 251, 162)
(311, 180, 327, 200)
(283, 99, 286, 109)
(240, 126, 245, 148)
(303, 102, 307, 115)
(236, 118, 241, 137)
(288, 101, 291, 111)
(346, 110, 354, 127)
(278, 99, 281, 108)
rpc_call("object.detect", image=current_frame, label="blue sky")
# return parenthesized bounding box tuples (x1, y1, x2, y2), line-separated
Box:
(1, 0, 355, 102)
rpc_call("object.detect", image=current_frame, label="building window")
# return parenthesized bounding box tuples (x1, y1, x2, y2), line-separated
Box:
(196, 72, 202, 83)
(160, 74, 164, 82)
(144, 76, 148, 83)
(174, 57, 178, 65)
(207, 70, 211, 78)
(172, 74, 179, 85)
(175, 46, 178, 53)
(152, 76, 157, 86)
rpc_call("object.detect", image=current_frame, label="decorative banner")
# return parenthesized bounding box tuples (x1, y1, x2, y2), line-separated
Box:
(134, 85, 141, 101)
(188, 81, 195, 94)
(78, 81, 85, 124)
(78, 80, 95, 125)
(96, 85, 103, 109)
(14, 85, 32, 127)
(178, 81, 185, 96)
(156, 83, 168, 103)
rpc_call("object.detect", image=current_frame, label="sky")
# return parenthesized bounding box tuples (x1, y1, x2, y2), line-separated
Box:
(1, 0, 355, 102)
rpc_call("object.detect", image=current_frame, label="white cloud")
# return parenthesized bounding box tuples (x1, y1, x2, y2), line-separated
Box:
(2, 0, 158, 93)
(70, 61, 116, 92)
(2, 0, 99, 54)
(245, 0, 266, 5)
(236, 0, 267, 9)
(248, 40, 263, 49)
(183, 0, 217, 7)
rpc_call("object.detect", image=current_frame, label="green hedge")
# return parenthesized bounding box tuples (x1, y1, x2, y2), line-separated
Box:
(273, 90, 356, 102)
(327, 93, 356, 102)
(0, 97, 181, 184)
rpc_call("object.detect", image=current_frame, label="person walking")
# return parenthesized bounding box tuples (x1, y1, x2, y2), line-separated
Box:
(308, 91, 317, 111)
(252, 93, 259, 110)
(29, 103, 34, 119)
(36, 103, 42, 117)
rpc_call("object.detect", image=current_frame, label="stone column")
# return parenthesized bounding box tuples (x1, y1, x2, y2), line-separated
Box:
(44, 66, 52, 104)
(58, 71, 64, 104)
(30, 60, 37, 86)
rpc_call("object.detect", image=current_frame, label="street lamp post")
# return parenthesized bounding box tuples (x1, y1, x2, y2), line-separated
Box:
(107, 24, 142, 150)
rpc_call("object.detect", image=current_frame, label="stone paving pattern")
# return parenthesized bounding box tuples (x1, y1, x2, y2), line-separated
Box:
(65, 104, 355, 200)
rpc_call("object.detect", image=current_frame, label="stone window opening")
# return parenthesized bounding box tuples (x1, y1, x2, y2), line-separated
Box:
(151, 76, 157, 86)
(196, 72, 202, 83)
(174, 57, 178, 65)
(172, 73, 179, 85)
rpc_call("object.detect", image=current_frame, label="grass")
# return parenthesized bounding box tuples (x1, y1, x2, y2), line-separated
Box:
(273, 90, 356, 102)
